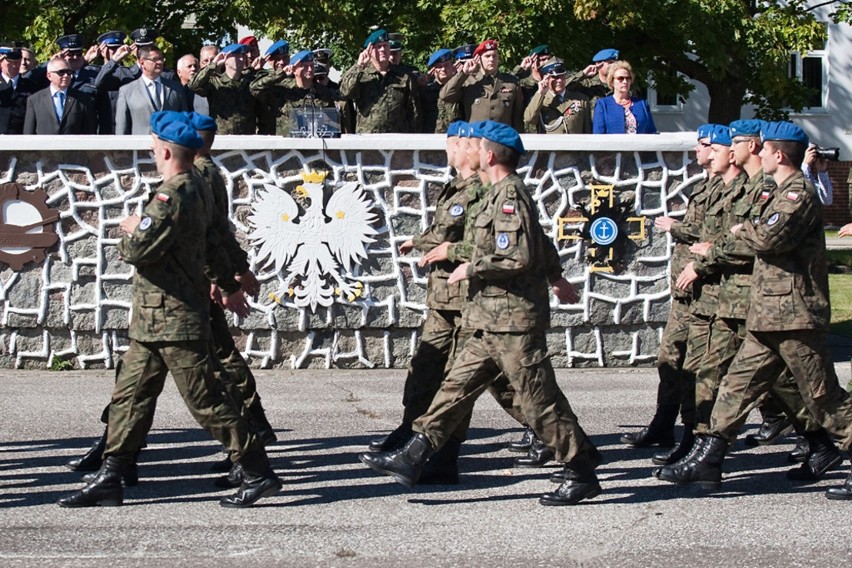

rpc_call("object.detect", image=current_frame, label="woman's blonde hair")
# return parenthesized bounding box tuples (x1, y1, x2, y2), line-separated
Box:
(606, 61, 634, 89)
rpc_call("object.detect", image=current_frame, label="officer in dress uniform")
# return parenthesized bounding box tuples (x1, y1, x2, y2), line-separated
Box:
(523, 59, 592, 134)
(0, 46, 38, 134)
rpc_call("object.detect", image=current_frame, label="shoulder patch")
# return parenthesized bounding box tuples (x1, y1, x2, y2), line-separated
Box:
(785, 191, 800, 202)
(450, 204, 464, 217)
(156, 193, 171, 203)
(766, 212, 780, 226)
(138, 216, 152, 231)
(496, 232, 510, 250)
(760, 191, 771, 200)
(502, 202, 515, 215)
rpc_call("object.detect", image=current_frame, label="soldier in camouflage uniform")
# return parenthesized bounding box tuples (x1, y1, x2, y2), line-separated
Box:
(361, 121, 601, 506)
(58, 111, 281, 508)
(523, 60, 592, 134)
(249, 49, 341, 137)
(252, 40, 290, 135)
(621, 125, 717, 459)
(339, 29, 420, 133)
(189, 43, 257, 134)
(439, 40, 524, 130)
(419, 48, 462, 133)
(656, 122, 852, 500)
(565, 48, 617, 110)
(367, 121, 527, 483)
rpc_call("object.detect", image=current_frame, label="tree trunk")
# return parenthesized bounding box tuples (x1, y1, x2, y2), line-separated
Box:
(705, 78, 748, 124)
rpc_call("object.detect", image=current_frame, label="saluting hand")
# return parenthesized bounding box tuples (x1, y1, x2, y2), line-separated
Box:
(111, 44, 131, 63)
(84, 45, 99, 63)
(357, 48, 371, 68)
(538, 77, 549, 94)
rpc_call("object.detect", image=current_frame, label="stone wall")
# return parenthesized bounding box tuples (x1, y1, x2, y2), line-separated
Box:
(0, 133, 699, 369)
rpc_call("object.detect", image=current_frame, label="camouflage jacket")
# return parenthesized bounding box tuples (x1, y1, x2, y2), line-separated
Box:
(440, 70, 524, 130)
(249, 73, 342, 136)
(413, 174, 481, 310)
(692, 171, 752, 318)
(339, 63, 420, 133)
(523, 89, 592, 134)
(462, 173, 562, 332)
(689, 175, 741, 317)
(668, 176, 718, 301)
(419, 79, 461, 133)
(189, 64, 257, 134)
(194, 155, 249, 281)
(737, 170, 829, 332)
(117, 171, 224, 341)
(447, 175, 489, 265)
(564, 71, 610, 104)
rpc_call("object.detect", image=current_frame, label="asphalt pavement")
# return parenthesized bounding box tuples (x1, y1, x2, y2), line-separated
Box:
(2, 365, 852, 568)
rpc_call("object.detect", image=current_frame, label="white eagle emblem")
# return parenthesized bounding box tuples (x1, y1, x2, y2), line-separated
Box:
(249, 172, 378, 311)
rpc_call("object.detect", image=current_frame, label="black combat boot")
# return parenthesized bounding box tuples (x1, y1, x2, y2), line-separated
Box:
(550, 445, 603, 483)
(619, 405, 678, 448)
(220, 450, 282, 508)
(651, 425, 696, 466)
(82, 462, 138, 487)
(359, 433, 434, 488)
(788, 436, 809, 463)
(513, 436, 555, 468)
(367, 423, 413, 453)
(825, 470, 852, 501)
(655, 434, 727, 489)
(786, 430, 843, 481)
(506, 427, 535, 453)
(214, 462, 245, 489)
(248, 399, 277, 446)
(419, 439, 461, 485)
(66, 429, 107, 472)
(540, 449, 602, 506)
(743, 415, 793, 447)
(58, 456, 126, 507)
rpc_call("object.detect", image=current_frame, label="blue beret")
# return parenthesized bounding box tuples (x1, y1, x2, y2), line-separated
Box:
(481, 120, 525, 155)
(540, 60, 567, 76)
(709, 124, 732, 146)
(130, 28, 157, 46)
(446, 121, 467, 137)
(453, 44, 476, 60)
(696, 124, 715, 140)
(96, 31, 126, 47)
(592, 48, 619, 62)
(455, 122, 471, 137)
(57, 34, 84, 51)
(221, 43, 248, 56)
(0, 47, 22, 60)
(151, 111, 203, 149)
(761, 121, 808, 146)
(185, 111, 217, 133)
(363, 29, 389, 48)
(729, 119, 766, 138)
(468, 121, 487, 139)
(266, 39, 290, 57)
(529, 44, 550, 56)
(290, 50, 314, 66)
(427, 48, 453, 69)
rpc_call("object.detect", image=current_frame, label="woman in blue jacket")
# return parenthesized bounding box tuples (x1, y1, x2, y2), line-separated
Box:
(593, 61, 656, 134)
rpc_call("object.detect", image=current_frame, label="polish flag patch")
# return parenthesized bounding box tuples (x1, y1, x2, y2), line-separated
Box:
(760, 191, 771, 200)
(156, 193, 171, 203)
(502, 202, 515, 214)
(786, 191, 800, 201)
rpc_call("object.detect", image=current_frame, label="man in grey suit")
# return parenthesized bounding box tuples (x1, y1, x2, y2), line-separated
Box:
(23, 56, 97, 134)
(115, 45, 187, 134)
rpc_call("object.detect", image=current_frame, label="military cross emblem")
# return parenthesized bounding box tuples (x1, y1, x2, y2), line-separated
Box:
(556, 184, 646, 273)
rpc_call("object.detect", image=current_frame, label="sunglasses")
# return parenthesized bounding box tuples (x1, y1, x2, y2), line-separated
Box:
(614, 75, 632, 81)
(51, 68, 72, 76)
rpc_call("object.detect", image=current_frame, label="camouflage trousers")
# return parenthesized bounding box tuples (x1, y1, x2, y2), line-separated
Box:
(709, 329, 852, 450)
(401, 309, 525, 443)
(413, 329, 596, 465)
(105, 339, 261, 460)
(657, 298, 696, 424)
(695, 316, 820, 435)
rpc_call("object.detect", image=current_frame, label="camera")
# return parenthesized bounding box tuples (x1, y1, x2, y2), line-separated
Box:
(815, 146, 840, 161)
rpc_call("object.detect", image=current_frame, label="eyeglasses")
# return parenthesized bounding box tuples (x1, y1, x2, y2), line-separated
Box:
(143, 56, 164, 63)
(614, 75, 632, 81)
(51, 69, 72, 76)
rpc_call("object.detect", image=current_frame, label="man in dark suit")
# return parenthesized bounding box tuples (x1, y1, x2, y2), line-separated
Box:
(1, 47, 38, 134)
(115, 45, 187, 134)
(23, 57, 97, 134)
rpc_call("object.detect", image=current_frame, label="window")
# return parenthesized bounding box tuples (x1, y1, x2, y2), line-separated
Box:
(789, 50, 828, 112)
(647, 82, 683, 113)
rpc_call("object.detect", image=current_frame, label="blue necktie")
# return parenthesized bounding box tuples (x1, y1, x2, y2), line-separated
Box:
(54, 91, 65, 123)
